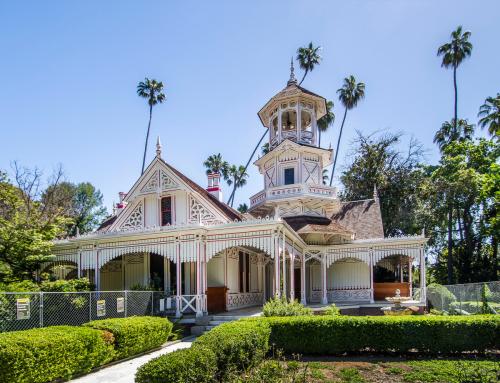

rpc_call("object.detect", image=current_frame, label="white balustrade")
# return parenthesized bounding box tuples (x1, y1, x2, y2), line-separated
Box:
(250, 184, 337, 208)
(226, 292, 264, 311)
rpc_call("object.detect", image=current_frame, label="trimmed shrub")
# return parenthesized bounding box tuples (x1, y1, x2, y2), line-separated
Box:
(135, 346, 217, 383)
(263, 315, 500, 354)
(0, 326, 115, 383)
(427, 283, 456, 310)
(263, 296, 312, 317)
(84, 316, 172, 359)
(324, 303, 341, 316)
(195, 319, 271, 380)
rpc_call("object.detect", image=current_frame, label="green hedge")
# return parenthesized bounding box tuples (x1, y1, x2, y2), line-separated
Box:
(263, 315, 500, 354)
(136, 319, 271, 383)
(195, 319, 271, 379)
(0, 326, 115, 383)
(84, 316, 172, 359)
(135, 346, 217, 383)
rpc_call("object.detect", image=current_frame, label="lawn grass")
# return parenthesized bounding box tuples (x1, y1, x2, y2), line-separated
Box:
(297, 358, 499, 383)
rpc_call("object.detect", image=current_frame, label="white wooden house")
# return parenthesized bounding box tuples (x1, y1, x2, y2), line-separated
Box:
(50, 67, 427, 316)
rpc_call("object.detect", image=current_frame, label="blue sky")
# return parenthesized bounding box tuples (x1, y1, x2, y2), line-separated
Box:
(1, 1, 498, 211)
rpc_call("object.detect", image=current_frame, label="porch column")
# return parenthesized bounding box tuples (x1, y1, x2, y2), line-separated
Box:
(408, 257, 413, 298)
(195, 236, 202, 317)
(262, 257, 267, 304)
(175, 240, 181, 318)
(289, 251, 295, 301)
(95, 249, 100, 291)
(321, 255, 328, 304)
(282, 232, 286, 298)
(202, 237, 207, 313)
(419, 247, 426, 303)
(274, 233, 280, 298)
(369, 250, 374, 303)
(300, 253, 306, 304)
(77, 250, 82, 279)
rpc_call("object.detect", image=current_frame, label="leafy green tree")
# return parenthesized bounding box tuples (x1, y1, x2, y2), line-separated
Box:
(203, 153, 229, 179)
(226, 165, 249, 207)
(0, 170, 69, 282)
(261, 142, 270, 156)
(340, 131, 426, 237)
(137, 78, 166, 174)
(330, 75, 365, 186)
(296, 42, 322, 85)
(478, 93, 500, 139)
(317, 100, 335, 148)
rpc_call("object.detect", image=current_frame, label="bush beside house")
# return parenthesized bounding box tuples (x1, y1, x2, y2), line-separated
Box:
(84, 316, 172, 359)
(0, 326, 115, 383)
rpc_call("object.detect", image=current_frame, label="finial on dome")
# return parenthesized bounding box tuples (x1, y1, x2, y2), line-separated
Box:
(156, 136, 162, 158)
(287, 57, 297, 86)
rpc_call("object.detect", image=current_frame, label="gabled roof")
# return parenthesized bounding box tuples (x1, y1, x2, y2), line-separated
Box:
(163, 159, 242, 222)
(331, 199, 384, 239)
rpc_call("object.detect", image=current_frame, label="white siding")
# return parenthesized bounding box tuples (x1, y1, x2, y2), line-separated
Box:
(328, 260, 369, 290)
(207, 256, 225, 287)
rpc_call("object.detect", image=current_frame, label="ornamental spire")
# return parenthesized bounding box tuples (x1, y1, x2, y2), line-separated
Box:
(287, 57, 297, 86)
(156, 136, 162, 158)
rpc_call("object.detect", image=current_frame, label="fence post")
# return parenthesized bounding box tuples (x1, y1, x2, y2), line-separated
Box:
(151, 291, 154, 316)
(124, 290, 128, 318)
(89, 292, 92, 322)
(39, 292, 43, 328)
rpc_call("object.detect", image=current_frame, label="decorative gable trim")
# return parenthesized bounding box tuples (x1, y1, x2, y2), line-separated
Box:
(140, 171, 159, 193)
(188, 195, 222, 225)
(119, 201, 144, 231)
(161, 170, 179, 190)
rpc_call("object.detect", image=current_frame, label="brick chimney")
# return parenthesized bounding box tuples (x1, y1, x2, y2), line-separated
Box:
(116, 192, 128, 212)
(207, 173, 223, 202)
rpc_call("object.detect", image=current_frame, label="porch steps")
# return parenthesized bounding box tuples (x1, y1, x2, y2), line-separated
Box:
(190, 315, 248, 335)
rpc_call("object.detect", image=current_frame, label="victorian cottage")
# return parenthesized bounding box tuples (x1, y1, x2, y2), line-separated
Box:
(50, 69, 427, 317)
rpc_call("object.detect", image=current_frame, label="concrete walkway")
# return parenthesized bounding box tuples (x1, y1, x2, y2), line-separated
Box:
(70, 336, 196, 383)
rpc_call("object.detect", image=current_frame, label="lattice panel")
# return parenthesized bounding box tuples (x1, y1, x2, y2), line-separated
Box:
(188, 195, 219, 224)
(303, 162, 319, 184)
(120, 202, 143, 230)
(265, 167, 276, 188)
(140, 171, 159, 192)
(161, 170, 179, 190)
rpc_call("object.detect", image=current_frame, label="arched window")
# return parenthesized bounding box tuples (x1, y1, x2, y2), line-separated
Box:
(281, 110, 297, 131)
(301, 110, 312, 132)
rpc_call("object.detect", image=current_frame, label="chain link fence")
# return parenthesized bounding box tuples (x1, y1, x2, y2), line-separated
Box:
(426, 281, 500, 314)
(0, 291, 177, 332)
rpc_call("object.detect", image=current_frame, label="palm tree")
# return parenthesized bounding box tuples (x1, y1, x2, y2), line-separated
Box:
(437, 26, 472, 138)
(329, 76, 365, 186)
(226, 165, 248, 207)
(322, 169, 329, 185)
(437, 26, 472, 285)
(478, 94, 500, 138)
(237, 203, 248, 214)
(296, 42, 322, 85)
(317, 100, 335, 148)
(203, 153, 229, 179)
(433, 119, 475, 151)
(137, 78, 166, 174)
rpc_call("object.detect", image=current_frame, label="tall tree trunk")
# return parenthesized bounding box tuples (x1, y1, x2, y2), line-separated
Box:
(141, 104, 153, 175)
(299, 69, 308, 86)
(329, 107, 348, 186)
(447, 200, 454, 284)
(453, 65, 458, 129)
(227, 129, 268, 206)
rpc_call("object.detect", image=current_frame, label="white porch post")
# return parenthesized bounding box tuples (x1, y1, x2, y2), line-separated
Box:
(289, 250, 295, 301)
(369, 249, 374, 303)
(175, 240, 181, 318)
(408, 257, 413, 298)
(321, 255, 328, 304)
(300, 253, 306, 304)
(274, 233, 280, 298)
(77, 250, 82, 279)
(419, 246, 426, 304)
(95, 249, 100, 291)
(195, 236, 202, 317)
(282, 233, 286, 298)
(202, 237, 207, 313)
